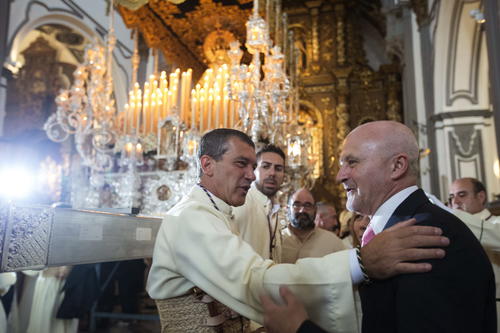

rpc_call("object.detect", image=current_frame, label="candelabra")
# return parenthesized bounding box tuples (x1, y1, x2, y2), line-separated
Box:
(43, 0, 316, 215)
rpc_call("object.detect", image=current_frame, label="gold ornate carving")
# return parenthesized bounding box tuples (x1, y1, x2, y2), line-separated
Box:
(118, 5, 205, 78)
(203, 29, 237, 67)
(116, 0, 403, 207)
(334, 3, 346, 66)
(410, 0, 429, 27)
(5, 37, 72, 137)
(383, 64, 402, 122)
(306, 3, 321, 74)
(115, 0, 149, 11)
(118, 0, 252, 79)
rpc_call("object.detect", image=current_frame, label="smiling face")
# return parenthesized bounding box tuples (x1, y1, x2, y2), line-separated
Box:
(336, 121, 418, 215)
(201, 137, 257, 207)
(336, 133, 392, 215)
(255, 152, 285, 198)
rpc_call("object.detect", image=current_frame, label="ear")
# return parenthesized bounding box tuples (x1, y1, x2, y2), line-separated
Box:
(477, 190, 487, 206)
(200, 155, 215, 177)
(390, 154, 409, 180)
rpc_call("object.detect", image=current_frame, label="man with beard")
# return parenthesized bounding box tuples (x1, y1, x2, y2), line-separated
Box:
(281, 188, 346, 264)
(233, 144, 287, 261)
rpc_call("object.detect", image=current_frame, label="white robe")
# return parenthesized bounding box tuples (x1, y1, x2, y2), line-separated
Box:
(0, 273, 16, 333)
(26, 269, 78, 333)
(147, 185, 359, 333)
(233, 184, 284, 261)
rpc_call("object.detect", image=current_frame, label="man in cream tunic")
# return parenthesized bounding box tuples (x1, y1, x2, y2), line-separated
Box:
(147, 128, 450, 333)
(450, 177, 500, 331)
(233, 144, 287, 262)
(281, 188, 346, 264)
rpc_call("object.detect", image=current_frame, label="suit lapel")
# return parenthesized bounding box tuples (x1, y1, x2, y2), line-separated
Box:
(383, 189, 432, 230)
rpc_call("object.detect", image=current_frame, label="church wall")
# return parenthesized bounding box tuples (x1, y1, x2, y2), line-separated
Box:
(432, 0, 499, 202)
(409, 10, 433, 194)
(0, 0, 137, 137)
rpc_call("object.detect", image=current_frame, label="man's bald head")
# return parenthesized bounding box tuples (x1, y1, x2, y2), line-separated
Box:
(347, 121, 420, 178)
(336, 121, 420, 215)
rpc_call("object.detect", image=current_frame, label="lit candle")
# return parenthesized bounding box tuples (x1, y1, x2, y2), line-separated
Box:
(208, 90, 213, 130)
(125, 142, 133, 159)
(136, 143, 143, 161)
(200, 95, 205, 133)
(143, 101, 148, 135)
(150, 98, 156, 134)
(215, 95, 221, 128)
(191, 89, 196, 130)
(136, 103, 142, 136)
(186, 69, 192, 120)
(230, 100, 236, 127)
(180, 72, 186, 123)
(223, 93, 228, 128)
(124, 103, 129, 135)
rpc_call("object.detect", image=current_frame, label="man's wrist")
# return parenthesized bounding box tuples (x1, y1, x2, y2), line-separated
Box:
(348, 248, 365, 284)
(356, 246, 372, 283)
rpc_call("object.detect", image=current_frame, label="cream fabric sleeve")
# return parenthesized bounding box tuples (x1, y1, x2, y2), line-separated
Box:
(453, 209, 500, 251)
(147, 202, 358, 332)
(263, 254, 359, 332)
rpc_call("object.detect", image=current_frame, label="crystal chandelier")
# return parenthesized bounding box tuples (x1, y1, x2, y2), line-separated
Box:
(225, 0, 314, 190)
(43, 0, 315, 214)
(226, 0, 291, 145)
(44, 4, 118, 173)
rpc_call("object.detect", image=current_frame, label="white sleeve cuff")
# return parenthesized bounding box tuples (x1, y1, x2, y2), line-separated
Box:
(349, 248, 364, 285)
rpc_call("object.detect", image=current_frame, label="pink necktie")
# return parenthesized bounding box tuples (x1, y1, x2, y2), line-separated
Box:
(361, 224, 376, 247)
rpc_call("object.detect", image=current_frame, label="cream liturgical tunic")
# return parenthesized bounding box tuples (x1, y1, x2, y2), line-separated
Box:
(233, 184, 284, 261)
(147, 185, 359, 333)
(281, 226, 347, 264)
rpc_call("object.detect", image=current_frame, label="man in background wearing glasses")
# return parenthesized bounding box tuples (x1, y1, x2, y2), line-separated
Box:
(280, 188, 346, 264)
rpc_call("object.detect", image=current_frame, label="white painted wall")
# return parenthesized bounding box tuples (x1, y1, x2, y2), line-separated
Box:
(0, 0, 137, 136)
(432, 0, 499, 200)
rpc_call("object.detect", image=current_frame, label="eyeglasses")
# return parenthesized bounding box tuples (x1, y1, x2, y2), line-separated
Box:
(292, 202, 315, 210)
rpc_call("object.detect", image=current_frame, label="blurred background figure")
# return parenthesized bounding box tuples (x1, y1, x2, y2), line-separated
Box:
(343, 214, 370, 248)
(0, 272, 16, 333)
(315, 202, 341, 236)
(26, 267, 77, 333)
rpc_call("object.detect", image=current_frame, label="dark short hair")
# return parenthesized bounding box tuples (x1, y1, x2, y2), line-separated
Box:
(256, 144, 286, 164)
(198, 128, 255, 161)
(468, 178, 487, 195)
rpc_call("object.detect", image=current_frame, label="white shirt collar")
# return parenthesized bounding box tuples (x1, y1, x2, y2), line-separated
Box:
(250, 183, 271, 205)
(249, 182, 281, 214)
(369, 186, 419, 234)
(474, 208, 493, 221)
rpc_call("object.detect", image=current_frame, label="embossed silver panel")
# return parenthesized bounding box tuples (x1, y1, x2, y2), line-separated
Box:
(0, 202, 162, 272)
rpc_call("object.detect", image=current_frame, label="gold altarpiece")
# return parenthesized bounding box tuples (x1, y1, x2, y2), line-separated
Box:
(114, 0, 404, 208)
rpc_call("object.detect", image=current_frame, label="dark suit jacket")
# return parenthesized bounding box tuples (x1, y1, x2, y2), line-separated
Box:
(359, 189, 496, 333)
